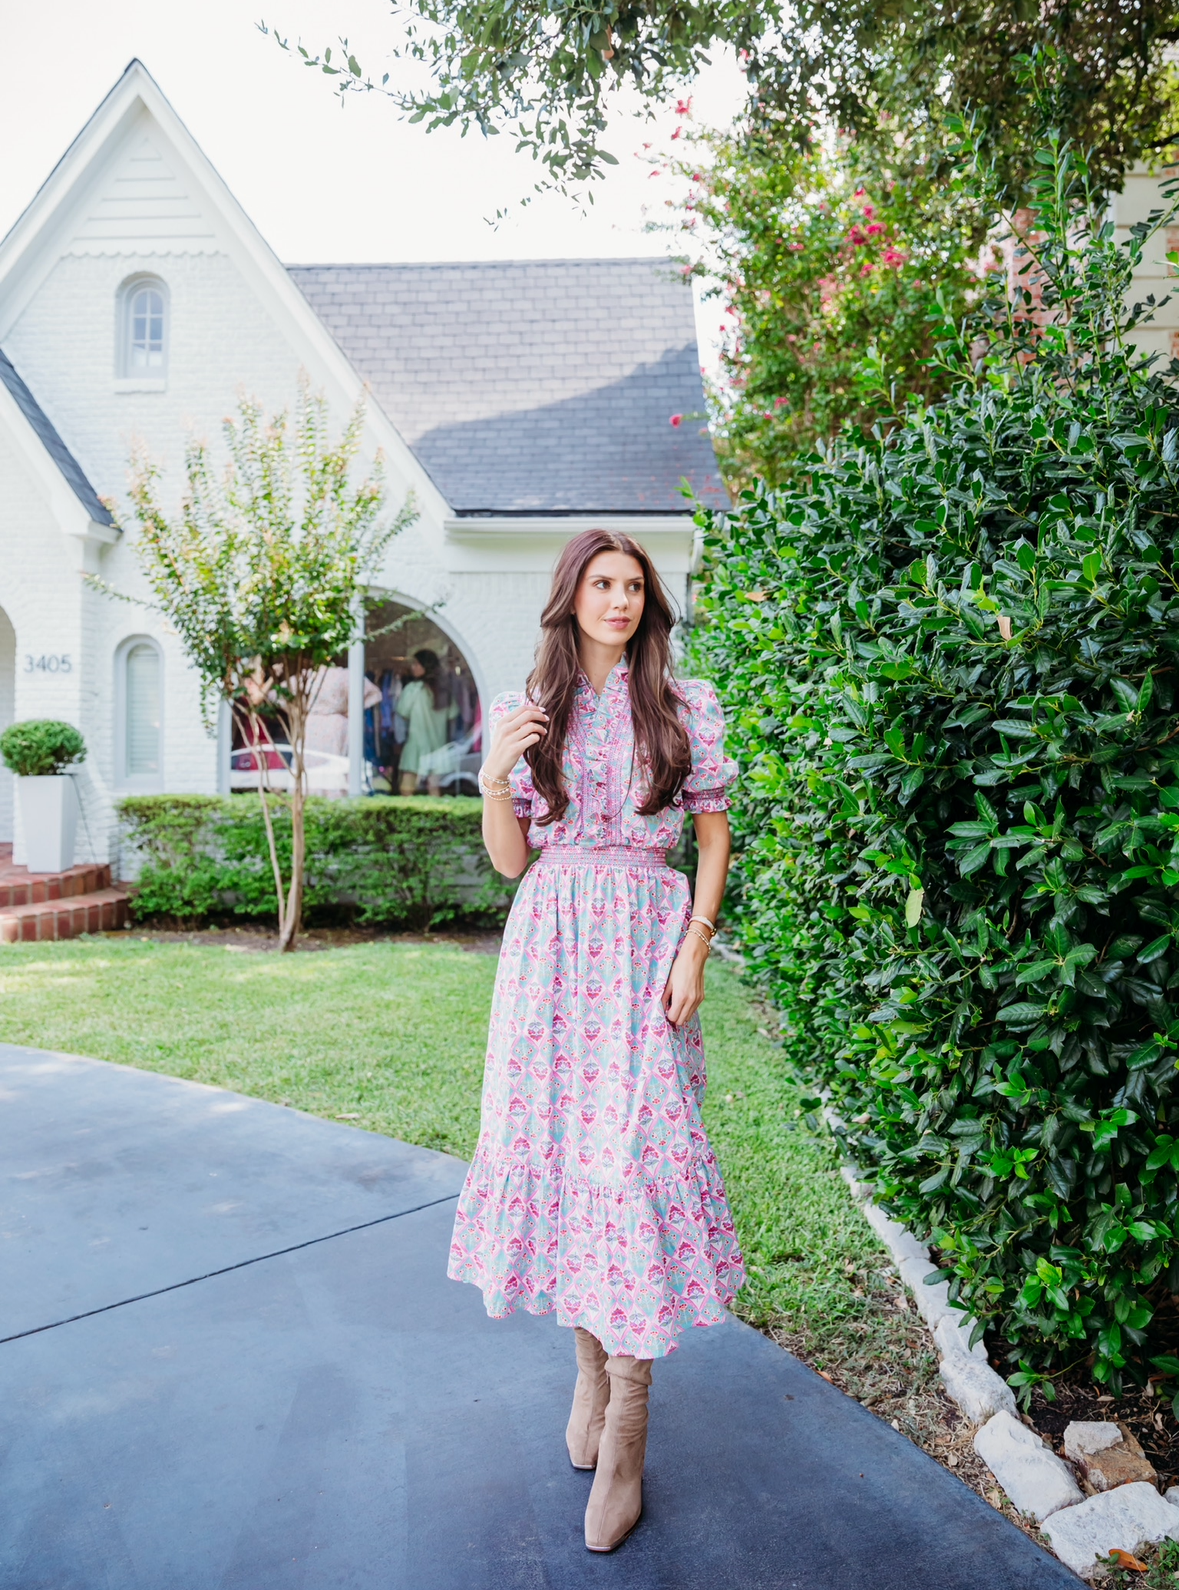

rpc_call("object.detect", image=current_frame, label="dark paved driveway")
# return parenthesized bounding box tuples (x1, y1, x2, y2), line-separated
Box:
(0, 1043, 1078, 1589)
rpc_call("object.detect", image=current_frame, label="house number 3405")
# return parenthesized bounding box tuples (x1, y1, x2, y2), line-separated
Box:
(23, 654, 72, 674)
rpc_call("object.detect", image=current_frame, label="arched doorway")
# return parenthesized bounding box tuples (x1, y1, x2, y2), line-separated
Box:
(364, 599, 482, 795)
(0, 606, 14, 843)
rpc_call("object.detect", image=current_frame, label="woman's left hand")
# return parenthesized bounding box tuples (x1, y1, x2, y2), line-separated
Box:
(663, 933, 709, 1027)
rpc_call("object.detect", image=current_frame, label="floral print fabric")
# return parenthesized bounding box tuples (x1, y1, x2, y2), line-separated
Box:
(447, 663, 745, 1357)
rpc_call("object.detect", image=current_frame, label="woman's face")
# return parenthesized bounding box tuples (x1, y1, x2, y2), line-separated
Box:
(411, 658, 425, 678)
(573, 552, 646, 648)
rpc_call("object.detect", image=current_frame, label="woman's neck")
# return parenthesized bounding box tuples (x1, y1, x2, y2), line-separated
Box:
(578, 638, 627, 697)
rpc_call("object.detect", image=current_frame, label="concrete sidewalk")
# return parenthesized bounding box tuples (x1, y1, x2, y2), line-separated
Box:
(0, 1044, 1079, 1589)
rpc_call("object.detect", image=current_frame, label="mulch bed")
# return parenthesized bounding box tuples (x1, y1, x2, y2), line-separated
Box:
(1022, 1373, 1179, 1492)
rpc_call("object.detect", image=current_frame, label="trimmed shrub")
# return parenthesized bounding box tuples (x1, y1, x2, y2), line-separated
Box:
(0, 720, 85, 777)
(693, 127, 1179, 1392)
(117, 795, 514, 931)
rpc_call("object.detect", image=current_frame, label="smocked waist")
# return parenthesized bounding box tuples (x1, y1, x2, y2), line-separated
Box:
(532, 844, 671, 869)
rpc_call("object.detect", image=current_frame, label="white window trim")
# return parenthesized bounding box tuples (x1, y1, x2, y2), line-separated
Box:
(116, 274, 170, 386)
(114, 635, 164, 792)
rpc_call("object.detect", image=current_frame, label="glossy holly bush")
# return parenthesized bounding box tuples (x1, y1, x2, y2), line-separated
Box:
(693, 122, 1179, 1393)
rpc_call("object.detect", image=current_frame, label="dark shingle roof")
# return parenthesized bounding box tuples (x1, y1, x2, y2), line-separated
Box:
(288, 259, 726, 515)
(0, 349, 114, 525)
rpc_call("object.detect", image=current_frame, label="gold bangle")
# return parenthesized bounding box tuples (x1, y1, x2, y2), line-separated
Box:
(482, 789, 516, 801)
(687, 926, 713, 954)
(688, 914, 717, 937)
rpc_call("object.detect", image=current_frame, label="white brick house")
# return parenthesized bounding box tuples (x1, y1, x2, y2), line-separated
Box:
(0, 61, 725, 864)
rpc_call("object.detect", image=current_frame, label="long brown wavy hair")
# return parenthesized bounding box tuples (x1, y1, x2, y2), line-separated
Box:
(525, 529, 692, 825)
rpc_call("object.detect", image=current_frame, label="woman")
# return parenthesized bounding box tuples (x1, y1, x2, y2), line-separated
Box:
(304, 665, 381, 796)
(396, 649, 456, 795)
(448, 529, 744, 1553)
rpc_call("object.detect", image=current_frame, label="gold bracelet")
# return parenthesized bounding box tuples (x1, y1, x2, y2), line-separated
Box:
(688, 914, 717, 938)
(481, 787, 516, 801)
(687, 925, 713, 954)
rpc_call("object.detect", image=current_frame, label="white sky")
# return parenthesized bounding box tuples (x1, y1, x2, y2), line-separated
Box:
(0, 0, 746, 268)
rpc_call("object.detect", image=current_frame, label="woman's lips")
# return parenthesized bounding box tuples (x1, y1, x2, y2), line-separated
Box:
(604, 618, 631, 629)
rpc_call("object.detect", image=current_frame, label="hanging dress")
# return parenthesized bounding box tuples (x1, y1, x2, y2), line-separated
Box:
(447, 662, 745, 1358)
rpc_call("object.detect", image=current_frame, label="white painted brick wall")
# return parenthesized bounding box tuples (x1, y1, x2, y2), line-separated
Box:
(0, 247, 444, 867)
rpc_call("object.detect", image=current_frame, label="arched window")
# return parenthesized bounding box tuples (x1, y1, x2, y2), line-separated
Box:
(116, 638, 163, 789)
(117, 276, 169, 381)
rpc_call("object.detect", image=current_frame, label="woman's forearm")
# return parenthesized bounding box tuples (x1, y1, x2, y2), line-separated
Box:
(483, 801, 532, 877)
(690, 811, 731, 926)
(480, 701, 548, 878)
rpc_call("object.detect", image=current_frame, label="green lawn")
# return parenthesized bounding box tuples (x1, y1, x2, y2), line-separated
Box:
(0, 934, 932, 1420)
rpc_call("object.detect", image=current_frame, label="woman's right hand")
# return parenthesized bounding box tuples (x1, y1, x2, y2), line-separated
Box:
(483, 703, 548, 782)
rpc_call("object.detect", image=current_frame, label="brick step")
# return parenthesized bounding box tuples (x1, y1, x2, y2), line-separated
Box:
(0, 861, 113, 909)
(0, 887, 131, 944)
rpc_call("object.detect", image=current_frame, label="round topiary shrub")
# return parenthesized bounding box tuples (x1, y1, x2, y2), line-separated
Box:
(0, 720, 86, 777)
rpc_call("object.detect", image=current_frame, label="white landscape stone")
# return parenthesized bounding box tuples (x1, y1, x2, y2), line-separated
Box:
(1042, 1483, 1179, 1575)
(1166, 1486, 1179, 1507)
(940, 1351, 1018, 1423)
(1063, 1422, 1124, 1461)
(973, 1412, 1084, 1522)
(934, 1313, 988, 1363)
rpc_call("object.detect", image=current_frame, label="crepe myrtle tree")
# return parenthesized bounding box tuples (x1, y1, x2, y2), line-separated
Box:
(260, 1, 1179, 203)
(123, 379, 414, 951)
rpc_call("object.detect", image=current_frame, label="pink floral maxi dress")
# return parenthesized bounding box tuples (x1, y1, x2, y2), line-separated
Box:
(447, 663, 746, 1358)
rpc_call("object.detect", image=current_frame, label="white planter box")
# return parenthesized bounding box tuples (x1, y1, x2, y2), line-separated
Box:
(18, 775, 78, 873)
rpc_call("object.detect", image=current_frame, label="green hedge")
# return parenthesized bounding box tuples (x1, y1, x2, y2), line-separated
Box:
(693, 130, 1179, 1394)
(117, 795, 514, 930)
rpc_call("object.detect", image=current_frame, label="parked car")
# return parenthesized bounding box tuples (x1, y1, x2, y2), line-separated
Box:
(416, 728, 483, 795)
(229, 743, 351, 794)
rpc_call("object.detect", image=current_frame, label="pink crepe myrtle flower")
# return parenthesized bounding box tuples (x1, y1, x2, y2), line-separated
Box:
(867, 223, 884, 236)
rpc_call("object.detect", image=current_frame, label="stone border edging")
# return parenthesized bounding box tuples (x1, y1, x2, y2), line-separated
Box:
(834, 1153, 1017, 1424)
(833, 1134, 1179, 1576)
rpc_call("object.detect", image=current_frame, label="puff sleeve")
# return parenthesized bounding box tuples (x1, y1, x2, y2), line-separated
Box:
(679, 680, 738, 813)
(488, 691, 534, 818)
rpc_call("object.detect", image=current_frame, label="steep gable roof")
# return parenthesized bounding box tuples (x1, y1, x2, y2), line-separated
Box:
(289, 260, 726, 516)
(0, 60, 450, 526)
(0, 348, 113, 526)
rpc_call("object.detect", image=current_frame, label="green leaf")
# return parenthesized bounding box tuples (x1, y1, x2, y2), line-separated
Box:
(905, 886, 925, 927)
(1138, 933, 1172, 964)
(998, 1001, 1049, 1023)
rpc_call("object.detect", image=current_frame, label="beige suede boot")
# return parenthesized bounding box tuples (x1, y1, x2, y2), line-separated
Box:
(583, 1354, 653, 1552)
(566, 1327, 610, 1470)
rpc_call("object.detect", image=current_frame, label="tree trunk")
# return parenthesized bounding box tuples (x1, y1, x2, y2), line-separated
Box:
(246, 704, 290, 945)
(277, 692, 308, 953)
